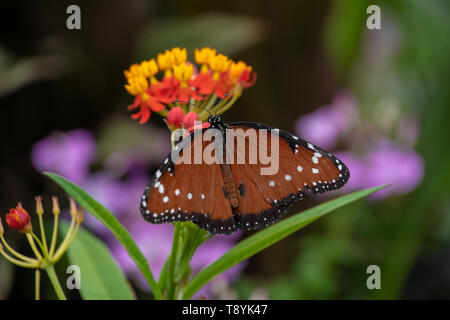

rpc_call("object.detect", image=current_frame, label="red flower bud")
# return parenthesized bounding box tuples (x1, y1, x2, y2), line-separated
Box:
(166, 107, 184, 129)
(183, 112, 199, 129)
(6, 207, 32, 233)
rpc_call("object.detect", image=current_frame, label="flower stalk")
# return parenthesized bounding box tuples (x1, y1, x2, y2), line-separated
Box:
(0, 196, 83, 300)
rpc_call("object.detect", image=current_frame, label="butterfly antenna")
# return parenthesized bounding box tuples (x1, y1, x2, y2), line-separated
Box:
(173, 100, 212, 116)
(214, 93, 230, 115)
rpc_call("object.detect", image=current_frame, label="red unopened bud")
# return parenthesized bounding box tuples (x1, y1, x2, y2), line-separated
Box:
(183, 112, 199, 129)
(6, 207, 32, 233)
(166, 107, 184, 129)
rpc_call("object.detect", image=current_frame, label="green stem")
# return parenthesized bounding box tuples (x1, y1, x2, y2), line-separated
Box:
(35, 269, 40, 300)
(214, 92, 241, 115)
(52, 217, 76, 262)
(0, 249, 38, 268)
(1, 235, 38, 264)
(37, 214, 49, 253)
(198, 94, 218, 119)
(176, 228, 207, 283)
(49, 214, 59, 256)
(45, 265, 67, 300)
(52, 222, 80, 263)
(166, 222, 182, 299)
(26, 233, 43, 261)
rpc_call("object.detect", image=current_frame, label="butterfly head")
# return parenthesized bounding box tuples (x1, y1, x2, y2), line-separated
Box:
(208, 115, 221, 126)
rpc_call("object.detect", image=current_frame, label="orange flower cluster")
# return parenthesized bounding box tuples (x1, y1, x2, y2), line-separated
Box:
(124, 47, 256, 125)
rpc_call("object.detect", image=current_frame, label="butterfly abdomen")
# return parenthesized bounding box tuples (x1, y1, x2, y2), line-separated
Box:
(220, 163, 239, 209)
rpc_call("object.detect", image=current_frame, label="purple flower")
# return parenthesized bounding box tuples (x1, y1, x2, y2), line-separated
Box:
(112, 223, 241, 300)
(364, 140, 424, 199)
(191, 234, 245, 284)
(295, 91, 356, 150)
(334, 151, 366, 192)
(336, 140, 424, 200)
(110, 221, 174, 288)
(31, 129, 96, 184)
(81, 170, 150, 235)
(103, 128, 172, 174)
(110, 222, 244, 297)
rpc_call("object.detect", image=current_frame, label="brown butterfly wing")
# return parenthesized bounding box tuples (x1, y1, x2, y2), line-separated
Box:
(226, 122, 349, 230)
(140, 129, 238, 234)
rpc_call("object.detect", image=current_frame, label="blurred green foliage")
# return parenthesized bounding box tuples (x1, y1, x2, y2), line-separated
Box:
(135, 12, 265, 60)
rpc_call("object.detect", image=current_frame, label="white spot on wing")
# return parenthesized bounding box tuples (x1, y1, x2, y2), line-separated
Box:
(187, 193, 193, 200)
(163, 196, 169, 203)
(285, 174, 292, 181)
(175, 189, 180, 196)
(312, 168, 319, 174)
(297, 166, 303, 172)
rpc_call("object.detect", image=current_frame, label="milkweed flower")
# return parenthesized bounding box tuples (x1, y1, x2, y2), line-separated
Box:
(1, 197, 83, 300)
(125, 74, 166, 124)
(124, 47, 257, 126)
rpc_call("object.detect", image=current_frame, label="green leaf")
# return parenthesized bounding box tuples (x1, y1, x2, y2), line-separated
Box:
(59, 222, 134, 300)
(183, 185, 388, 299)
(45, 172, 163, 300)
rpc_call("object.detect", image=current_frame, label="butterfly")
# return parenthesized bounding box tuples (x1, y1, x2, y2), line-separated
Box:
(140, 115, 350, 235)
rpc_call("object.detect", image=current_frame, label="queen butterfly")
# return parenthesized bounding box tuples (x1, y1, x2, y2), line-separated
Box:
(140, 115, 350, 235)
